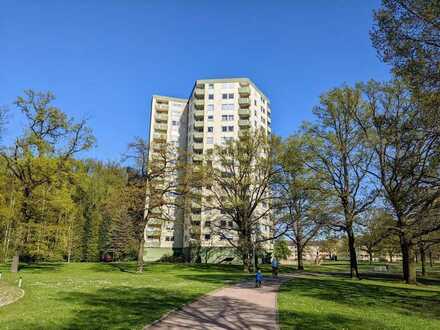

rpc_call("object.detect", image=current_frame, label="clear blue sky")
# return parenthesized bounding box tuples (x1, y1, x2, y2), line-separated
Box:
(1, 0, 390, 161)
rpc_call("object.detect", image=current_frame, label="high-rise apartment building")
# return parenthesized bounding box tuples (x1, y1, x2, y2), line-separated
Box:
(145, 78, 272, 261)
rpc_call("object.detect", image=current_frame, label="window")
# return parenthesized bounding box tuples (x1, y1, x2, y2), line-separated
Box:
(222, 126, 227, 132)
(208, 94, 214, 100)
(261, 118, 266, 124)
(208, 84, 214, 89)
(222, 115, 228, 121)
(222, 93, 228, 99)
(207, 127, 213, 132)
(221, 104, 234, 111)
(204, 234, 211, 240)
(172, 120, 178, 126)
(228, 115, 234, 121)
(261, 106, 265, 113)
(221, 115, 234, 121)
(205, 221, 211, 227)
(207, 104, 214, 111)
(228, 126, 234, 132)
(207, 137, 213, 144)
(208, 115, 214, 121)
(191, 220, 201, 226)
(254, 100, 257, 106)
(228, 221, 233, 228)
(228, 93, 234, 99)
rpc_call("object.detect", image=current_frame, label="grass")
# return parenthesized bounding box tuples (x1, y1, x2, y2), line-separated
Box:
(278, 261, 440, 330)
(0, 262, 249, 330)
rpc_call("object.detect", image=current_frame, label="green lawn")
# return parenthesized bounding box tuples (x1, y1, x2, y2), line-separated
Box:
(278, 262, 440, 330)
(0, 262, 249, 330)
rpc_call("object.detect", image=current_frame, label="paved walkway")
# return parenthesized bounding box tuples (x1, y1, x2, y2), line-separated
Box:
(145, 277, 287, 330)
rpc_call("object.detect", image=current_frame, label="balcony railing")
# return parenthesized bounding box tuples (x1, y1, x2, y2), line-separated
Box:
(194, 99, 204, 110)
(238, 109, 250, 117)
(193, 143, 203, 151)
(194, 121, 204, 129)
(155, 123, 168, 131)
(238, 98, 250, 108)
(156, 104, 169, 112)
(194, 110, 204, 119)
(239, 119, 250, 127)
(238, 87, 250, 96)
(193, 131, 204, 141)
(156, 113, 168, 122)
(194, 88, 205, 99)
(193, 154, 203, 162)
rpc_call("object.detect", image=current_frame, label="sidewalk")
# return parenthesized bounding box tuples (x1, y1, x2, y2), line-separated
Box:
(145, 277, 286, 330)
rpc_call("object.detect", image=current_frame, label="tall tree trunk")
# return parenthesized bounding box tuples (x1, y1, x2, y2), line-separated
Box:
(429, 250, 433, 268)
(369, 251, 373, 265)
(11, 252, 19, 273)
(137, 236, 145, 273)
(400, 237, 417, 284)
(389, 251, 393, 263)
(296, 243, 304, 270)
(420, 246, 426, 277)
(347, 227, 360, 279)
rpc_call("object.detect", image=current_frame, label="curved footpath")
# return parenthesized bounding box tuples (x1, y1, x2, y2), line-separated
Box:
(145, 276, 289, 330)
(0, 281, 25, 308)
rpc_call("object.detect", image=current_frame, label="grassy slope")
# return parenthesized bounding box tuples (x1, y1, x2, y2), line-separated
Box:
(278, 261, 440, 330)
(0, 262, 249, 330)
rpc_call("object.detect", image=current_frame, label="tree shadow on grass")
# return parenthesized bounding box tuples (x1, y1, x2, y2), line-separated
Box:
(18, 262, 65, 273)
(278, 309, 390, 330)
(281, 276, 440, 322)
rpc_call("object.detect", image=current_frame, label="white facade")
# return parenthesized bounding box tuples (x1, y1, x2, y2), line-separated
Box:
(145, 78, 272, 252)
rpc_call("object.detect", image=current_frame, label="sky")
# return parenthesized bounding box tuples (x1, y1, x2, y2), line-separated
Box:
(0, 0, 391, 161)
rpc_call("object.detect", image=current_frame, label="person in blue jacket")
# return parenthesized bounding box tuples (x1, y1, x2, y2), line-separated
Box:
(255, 268, 263, 288)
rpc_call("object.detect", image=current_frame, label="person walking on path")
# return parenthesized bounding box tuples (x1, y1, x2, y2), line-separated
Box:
(271, 258, 279, 278)
(255, 268, 263, 287)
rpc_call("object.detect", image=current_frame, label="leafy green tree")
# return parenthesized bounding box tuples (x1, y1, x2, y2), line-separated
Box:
(200, 131, 284, 272)
(0, 90, 94, 271)
(371, 0, 440, 93)
(358, 80, 440, 284)
(273, 240, 292, 261)
(305, 86, 378, 279)
(275, 135, 326, 270)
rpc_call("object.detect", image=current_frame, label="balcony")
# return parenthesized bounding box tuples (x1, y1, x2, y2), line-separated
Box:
(238, 86, 251, 96)
(156, 103, 169, 112)
(194, 110, 204, 119)
(238, 109, 250, 118)
(153, 133, 167, 141)
(238, 98, 250, 108)
(155, 123, 168, 131)
(193, 131, 204, 141)
(194, 99, 204, 110)
(239, 130, 250, 138)
(148, 220, 162, 228)
(194, 88, 205, 99)
(193, 154, 203, 162)
(191, 214, 202, 222)
(156, 113, 168, 122)
(193, 143, 204, 151)
(239, 119, 250, 128)
(239, 81, 250, 87)
(194, 120, 204, 129)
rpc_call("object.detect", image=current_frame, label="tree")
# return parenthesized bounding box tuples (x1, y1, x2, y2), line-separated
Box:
(201, 131, 284, 272)
(273, 240, 291, 261)
(275, 135, 325, 270)
(305, 86, 378, 278)
(124, 137, 187, 272)
(371, 0, 440, 93)
(358, 80, 440, 284)
(0, 90, 94, 271)
(358, 209, 394, 264)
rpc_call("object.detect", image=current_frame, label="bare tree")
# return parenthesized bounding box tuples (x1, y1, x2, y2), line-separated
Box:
(305, 86, 378, 278)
